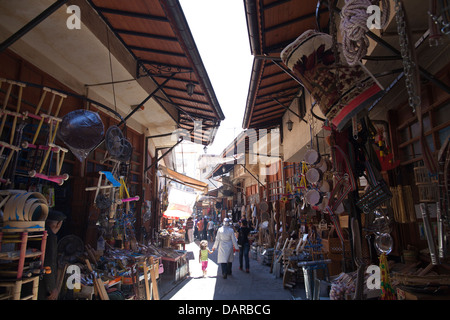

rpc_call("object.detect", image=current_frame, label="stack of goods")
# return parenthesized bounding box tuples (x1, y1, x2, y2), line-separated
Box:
(0, 190, 48, 231)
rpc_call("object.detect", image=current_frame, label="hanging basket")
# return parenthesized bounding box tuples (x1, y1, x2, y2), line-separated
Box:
(322, 227, 351, 254)
(418, 183, 439, 202)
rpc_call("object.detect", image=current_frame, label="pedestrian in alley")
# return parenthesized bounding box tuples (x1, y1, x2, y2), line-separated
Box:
(212, 218, 239, 279)
(199, 240, 213, 277)
(237, 219, 251, 273)
(207, 218, 215, 242)
(202, 217, 208, 241)
(197, 217, 204, 240)
(186, 216, 194, 243)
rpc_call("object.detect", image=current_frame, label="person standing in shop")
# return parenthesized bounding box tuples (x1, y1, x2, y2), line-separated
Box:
(186, 217, 194, 243)
(212, 218, 239, 279)
(207, 218, 215, 242)
(237, 219, 251, 273)
(39, 209, 66, 300)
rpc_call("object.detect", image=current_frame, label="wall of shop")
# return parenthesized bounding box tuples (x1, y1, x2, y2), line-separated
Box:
(281, 89, 327, 163)
(387, 62, 450, 253)
(0, 49, 156, 247)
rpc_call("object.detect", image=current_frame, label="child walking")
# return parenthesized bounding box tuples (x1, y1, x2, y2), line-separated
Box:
(199, 240, 213, 277)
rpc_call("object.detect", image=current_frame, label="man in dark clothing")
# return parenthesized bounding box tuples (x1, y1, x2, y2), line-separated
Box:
(237, 219, 251, 273)
(202, 217, 208, 241)
(39, 209, 66, 300)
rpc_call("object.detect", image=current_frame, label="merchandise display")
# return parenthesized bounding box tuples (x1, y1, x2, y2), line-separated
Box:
(0, 0, 449, 303)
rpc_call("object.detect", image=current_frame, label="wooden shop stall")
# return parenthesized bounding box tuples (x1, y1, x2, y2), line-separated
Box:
(240, 0, 450, 300)
(0, 0, 224, 300)
(156, 167, 209, 284)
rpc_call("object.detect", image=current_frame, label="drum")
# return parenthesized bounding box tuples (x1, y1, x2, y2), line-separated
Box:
(304, 148, 321, 165)
(305, 189, 323, 206)
(281, 29, 383, 131)
(319, 179, 332, 193)
(315, 196, 329, 211)
(335, 202, 345, 214)
(306, 167, 322, 184)
(315, 157, 330, 173)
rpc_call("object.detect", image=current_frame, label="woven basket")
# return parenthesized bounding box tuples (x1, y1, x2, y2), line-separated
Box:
(322, 227, 351, 254)
(418, 183, 439, 202)
(414, 166, 438, 184)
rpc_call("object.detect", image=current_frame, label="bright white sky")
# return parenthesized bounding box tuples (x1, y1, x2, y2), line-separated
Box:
(179, 0, 253, 155)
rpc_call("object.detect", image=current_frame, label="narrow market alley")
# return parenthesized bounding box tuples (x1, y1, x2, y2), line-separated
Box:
(161, 240, 303, 301)
(1, 0, 450, 307)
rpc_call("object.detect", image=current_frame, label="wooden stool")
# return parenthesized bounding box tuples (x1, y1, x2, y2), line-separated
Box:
(0, 276, 39, 300)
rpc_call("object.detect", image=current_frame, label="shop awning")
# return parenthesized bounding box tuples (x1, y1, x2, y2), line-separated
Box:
(87, 0, 225, 145)
(207, 163, 234, 179)
(163, 209, 191, 220)
(159, 165, 208, 193)
(242, 0, 330, 130)
(163, 203, 192, 220)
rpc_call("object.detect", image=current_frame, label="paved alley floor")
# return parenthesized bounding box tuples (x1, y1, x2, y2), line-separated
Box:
(162, 240, 305, 300)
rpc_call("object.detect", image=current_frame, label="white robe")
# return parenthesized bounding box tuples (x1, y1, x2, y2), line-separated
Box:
(213, 225, 239, 264)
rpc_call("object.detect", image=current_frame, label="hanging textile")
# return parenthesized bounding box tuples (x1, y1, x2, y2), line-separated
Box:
(379, 253, 396, 300)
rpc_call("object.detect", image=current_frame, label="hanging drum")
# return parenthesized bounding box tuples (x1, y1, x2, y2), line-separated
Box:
(306, 167, 322, 185)
(281, 30, 383, 131)
(58, 110, 105, 162)
(315, 157, 330, 173)
(319, 179, 332, 193)
(305, 189, 322, 206)
(304, 148, 321, 166)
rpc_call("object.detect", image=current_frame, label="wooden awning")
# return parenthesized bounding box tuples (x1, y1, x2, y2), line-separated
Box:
(159, 165, 208, 193)
(88, 0, 224, 145)
(242, 0, 330, 130)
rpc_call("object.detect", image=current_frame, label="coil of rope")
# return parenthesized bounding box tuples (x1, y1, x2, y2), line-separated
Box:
(340, 0, 390, 65)
(1, 190, 48, 222)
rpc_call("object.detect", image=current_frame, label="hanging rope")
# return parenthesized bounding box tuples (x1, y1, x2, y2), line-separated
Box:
(340, 0, 390, 65)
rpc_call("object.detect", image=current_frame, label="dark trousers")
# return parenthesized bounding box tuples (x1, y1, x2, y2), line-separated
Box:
(220, 262, 232, 275)
(239, 243, 250, 270)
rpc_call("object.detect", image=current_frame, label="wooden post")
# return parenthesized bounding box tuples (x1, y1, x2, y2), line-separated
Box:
(150, 257, 159, 300)
(142, 260, 151, 300)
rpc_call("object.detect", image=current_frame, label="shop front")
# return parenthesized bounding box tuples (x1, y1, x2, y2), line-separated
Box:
(239, 0, 450, 300)
(0, 0, 223, 300)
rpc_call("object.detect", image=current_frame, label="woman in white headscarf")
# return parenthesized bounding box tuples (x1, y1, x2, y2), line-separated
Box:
(212, 218, 239, 278)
